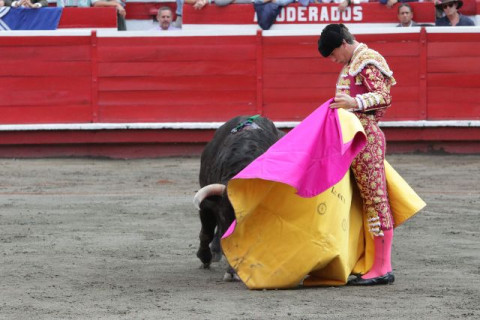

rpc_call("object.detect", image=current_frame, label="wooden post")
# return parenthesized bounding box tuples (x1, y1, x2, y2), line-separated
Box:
(419, 27, 427, 120)
(90, 30, 99, 122)
(256, 29, 264, 116)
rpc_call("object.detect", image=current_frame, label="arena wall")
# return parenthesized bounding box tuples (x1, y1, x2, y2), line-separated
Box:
(1, 7, 480, 157)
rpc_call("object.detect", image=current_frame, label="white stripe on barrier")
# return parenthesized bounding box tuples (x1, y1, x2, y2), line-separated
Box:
(0, 120, 479, 131)
(2, 26, 479, 37)
(265, 25, 480, 36)
(0, 30, 92, 36)
(264, 25, 418, 36)
(96, 29, 258, 37)
(426, 26, 480, 33)
(378, 120, 480, 128)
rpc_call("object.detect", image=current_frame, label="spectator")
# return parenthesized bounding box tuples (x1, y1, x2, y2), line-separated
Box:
(397, 3, 419, 27)
(253, 0, 295, 6)
(91, 0, 127, 30)
(10, 0, 48, 8)
(253, 0, 295, 30)
(336, 0, 369, 13)
(174, 0, 251, 28)
(57, 0, 91, 7)
(380, 0, 418, 9)
(174, 0, 207, 29)
(0, 0, 9, 7)
(151, 6, 179, 30)
(435, 0, 475, 26)
(174, 0, 211, 28)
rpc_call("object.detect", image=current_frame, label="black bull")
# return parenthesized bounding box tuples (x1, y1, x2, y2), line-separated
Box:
(194, 116, 285, 269)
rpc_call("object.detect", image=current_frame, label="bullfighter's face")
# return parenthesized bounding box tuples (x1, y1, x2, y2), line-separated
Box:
(329, 41, 351, 65)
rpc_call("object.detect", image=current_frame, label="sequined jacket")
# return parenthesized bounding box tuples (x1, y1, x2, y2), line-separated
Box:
(335, 43, 396, 122)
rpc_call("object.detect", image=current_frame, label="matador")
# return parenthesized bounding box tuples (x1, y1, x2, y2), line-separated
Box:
(318, 24, 396, 286)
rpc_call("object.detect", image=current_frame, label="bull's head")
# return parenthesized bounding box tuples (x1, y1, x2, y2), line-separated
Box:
(194, 115, 285, 273)
(194, 183, 235, 268)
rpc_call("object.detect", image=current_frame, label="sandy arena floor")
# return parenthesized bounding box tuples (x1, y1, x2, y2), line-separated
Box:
(0, 154, 479, 319)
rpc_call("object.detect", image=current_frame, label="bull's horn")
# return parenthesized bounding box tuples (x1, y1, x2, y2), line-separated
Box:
(193, 184, 226, 210)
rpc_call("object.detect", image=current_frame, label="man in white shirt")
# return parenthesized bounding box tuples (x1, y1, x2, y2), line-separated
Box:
(151, 7, 179, 31)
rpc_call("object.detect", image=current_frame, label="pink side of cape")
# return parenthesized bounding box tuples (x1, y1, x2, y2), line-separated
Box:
(232, 99, 366, 198)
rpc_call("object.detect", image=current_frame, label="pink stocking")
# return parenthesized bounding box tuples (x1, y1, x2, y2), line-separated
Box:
(362, 228, 393, 279)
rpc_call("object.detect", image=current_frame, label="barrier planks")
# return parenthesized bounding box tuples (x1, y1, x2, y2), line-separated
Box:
(1, 28, 479, 125)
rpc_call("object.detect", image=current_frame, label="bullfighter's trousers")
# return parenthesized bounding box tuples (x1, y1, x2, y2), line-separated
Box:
(351, 115, 394, 236)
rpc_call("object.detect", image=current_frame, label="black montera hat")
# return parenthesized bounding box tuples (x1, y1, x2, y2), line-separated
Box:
(318, 24, 345, 57)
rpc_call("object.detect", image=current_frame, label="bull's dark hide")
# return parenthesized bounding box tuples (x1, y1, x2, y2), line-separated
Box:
(196, 115, 285, 268)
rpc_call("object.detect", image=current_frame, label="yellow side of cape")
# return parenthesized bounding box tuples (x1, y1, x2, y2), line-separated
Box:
(223, 163, 425, 289)
(221, 110, 426, 289)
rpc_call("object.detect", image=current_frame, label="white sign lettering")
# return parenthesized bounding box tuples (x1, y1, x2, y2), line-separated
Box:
(254, 6, 363, 23)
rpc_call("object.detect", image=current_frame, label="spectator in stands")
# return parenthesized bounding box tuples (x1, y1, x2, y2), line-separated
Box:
(151, 7, 179, 30)
(10, 0, 47, 8)
(57, 0, 91, 7)
(397, 3, 419, 27)
(0, 0, 8, 7)
(92, 0, 127, 30)
(380, 0, 418, 9)
(253, 0, 294, 30)
(337, 0, 369, 13)
(435, 0, 475, 26)
(174, 0, 207, 28)
(174, 0, 251, 28)
(253, 0, 295, 6)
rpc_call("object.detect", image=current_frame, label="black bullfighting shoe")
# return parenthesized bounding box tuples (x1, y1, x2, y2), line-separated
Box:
(347, 272, 395, 286)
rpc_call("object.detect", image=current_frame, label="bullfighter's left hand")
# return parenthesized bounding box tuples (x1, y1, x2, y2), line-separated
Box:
(329, 93, 357, 110)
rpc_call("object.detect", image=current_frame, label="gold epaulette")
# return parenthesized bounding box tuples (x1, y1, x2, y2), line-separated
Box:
(348, 44, 395, 82)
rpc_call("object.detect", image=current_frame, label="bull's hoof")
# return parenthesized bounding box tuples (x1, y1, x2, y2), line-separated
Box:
(200, 263, 211, 269)
(211, 251, 222, 263)
(196, 248, 212, 266)
(223, 270, 241, 282)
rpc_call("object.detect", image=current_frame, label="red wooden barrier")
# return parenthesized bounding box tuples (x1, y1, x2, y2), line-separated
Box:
(58, 7, 117, 29)
(1, 28, 480, 156)
(95, 34, 258, 122)
(426, 31, 480, 120)
(1, 29, 480, 124)
(0, 34, 93, 124)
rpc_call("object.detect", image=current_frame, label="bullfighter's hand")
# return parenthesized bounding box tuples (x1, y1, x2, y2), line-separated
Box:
(329, 93, 357, 109)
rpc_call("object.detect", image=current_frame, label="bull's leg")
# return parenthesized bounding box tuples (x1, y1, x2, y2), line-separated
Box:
(209, 228, 222, 262)
(223, 265, 241, 282)
(197, 207, 216, 268)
